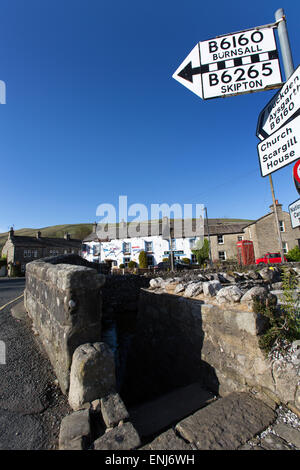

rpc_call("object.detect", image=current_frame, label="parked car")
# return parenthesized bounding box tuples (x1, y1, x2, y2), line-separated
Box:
(154, 261, 190, 271)
(255, 252, 287, 265)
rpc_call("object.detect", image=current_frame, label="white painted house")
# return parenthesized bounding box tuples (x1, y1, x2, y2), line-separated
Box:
(81, 221, 202, 267)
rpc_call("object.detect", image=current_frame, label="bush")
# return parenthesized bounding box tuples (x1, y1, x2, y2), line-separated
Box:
(162, 258, 169, 263)
(254, 268, 300, 355)
(0, 256, 7, 268)
(182, 258, 190, 264)
(128, 260, 137, 269)
(119, 263, 125, 269)
(286, 246, 300, 262)
(139, 250, 148, 269)
(192, 238, 210, 266)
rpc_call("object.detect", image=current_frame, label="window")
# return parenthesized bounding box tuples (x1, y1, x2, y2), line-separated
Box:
(34, 250, 38, 258)
(189, 238, 196, 249)
(171, 239, 176, 250)
(237, 236, 243, 241)
(24, 250, 33, 258)
(279, 221, 285, 232)
(283, 242, 288, 254)
(123, 257, 131, 267)
(191, 254, 197, 264)
(123, 242, 131, 254)
(147, 255, 154, 266)
(218, 251, 226, 261)
(217, 235, 224, 244)
(93, 245, 100, 256)
(145, 241, 153, 252)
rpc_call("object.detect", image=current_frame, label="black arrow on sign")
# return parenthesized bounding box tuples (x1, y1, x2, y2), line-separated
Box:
(178, 62, 203, 83)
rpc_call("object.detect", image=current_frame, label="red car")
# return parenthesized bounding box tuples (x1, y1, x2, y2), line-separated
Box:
(255, 252, 287, 265)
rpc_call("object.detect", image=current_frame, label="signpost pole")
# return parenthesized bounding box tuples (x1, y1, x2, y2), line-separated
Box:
(205, 207, 213, 267)
(275, 8, 294, 80)
(266, 8, 294, 264)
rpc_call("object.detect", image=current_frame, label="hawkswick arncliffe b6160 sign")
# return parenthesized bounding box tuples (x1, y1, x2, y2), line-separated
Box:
(257, 64, 300, 140)
(173, 26, 283, 100)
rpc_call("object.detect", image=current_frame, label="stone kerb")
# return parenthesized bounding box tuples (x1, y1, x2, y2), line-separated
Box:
(24, 258, 105, 394)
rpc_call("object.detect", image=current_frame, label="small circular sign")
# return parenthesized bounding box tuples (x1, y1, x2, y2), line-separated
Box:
(293, 160, 300, 184)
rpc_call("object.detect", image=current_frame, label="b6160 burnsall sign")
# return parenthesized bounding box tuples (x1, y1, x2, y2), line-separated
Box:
(173, 26, 283, 100)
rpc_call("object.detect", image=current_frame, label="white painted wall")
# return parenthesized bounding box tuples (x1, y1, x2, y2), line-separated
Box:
(82, 235, 200, 266)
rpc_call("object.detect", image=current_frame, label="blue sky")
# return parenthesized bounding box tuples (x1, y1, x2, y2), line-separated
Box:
(0, 0, 299, 231)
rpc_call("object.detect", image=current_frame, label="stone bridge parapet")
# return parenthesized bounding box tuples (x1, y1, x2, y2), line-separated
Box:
(24, 255, 105, 394)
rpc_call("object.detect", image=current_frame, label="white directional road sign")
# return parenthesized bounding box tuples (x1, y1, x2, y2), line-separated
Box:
(173, 27, 283, 100)
(257, 114, 300, 176)
(257, 64, 300, 140)
(289, 198, 300, 228)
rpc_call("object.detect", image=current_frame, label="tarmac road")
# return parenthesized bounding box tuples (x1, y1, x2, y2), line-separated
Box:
(0, 278, 71, 450)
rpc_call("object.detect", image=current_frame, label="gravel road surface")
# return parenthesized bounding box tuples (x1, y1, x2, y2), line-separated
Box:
(0, 278, 71, 450)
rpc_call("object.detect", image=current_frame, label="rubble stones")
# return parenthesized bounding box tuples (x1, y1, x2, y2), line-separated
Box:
(240, 286, 268, 308)
(59, 409, 91, 450)
(203, 280, 222, 297)
(183, 282, 203, 298)
(100, 393, 129, 428)
(216, 286, 243, 305)
(93, 422, 141, 450)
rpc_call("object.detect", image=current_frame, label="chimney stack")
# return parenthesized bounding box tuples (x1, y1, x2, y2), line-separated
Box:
(64, 233, 70, 240)
(36, 231, 42, 239)
(8, 227, 14, 238)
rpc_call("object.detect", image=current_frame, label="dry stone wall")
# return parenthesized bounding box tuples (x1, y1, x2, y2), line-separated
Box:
(130, 267, 300, 414)
(24, 255, 105, 394)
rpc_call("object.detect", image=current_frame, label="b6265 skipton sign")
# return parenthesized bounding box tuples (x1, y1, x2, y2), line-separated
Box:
(173, 26, 283, 100)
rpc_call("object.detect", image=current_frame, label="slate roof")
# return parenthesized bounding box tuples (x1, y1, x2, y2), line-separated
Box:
(83, 219, 249, 241)
(8, 235, 82, 248)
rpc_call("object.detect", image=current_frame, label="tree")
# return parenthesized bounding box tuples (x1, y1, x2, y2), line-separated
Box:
(192, 238, 210, 266)
(139, 250, 148, 268)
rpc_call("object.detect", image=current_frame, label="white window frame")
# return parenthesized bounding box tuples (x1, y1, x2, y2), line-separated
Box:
(218, 251, 226, 261)
(217, 235, 224, 245)
(237, 235, 243, 241)
(123, 242, 131, 254)
(145, 241, 153, 252)
(279, 221, 285, 232)
(282, 242, 288, 254)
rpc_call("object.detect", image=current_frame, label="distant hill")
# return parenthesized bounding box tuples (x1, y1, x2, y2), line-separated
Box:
(0, 219, 254, 253)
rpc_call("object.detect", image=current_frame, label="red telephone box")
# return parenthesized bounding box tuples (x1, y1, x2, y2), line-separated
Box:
(237, 240, 255, 266)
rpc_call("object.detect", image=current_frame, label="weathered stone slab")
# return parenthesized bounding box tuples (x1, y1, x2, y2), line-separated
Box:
(93, 422, 140, 450)
(259, 433, 292, 450)
(272, 423, 300, 449)
(129, 383, 215, 438)
(175, 392, 275, 450)
(100, 393, 129, 428)
(68, 342, 116, 411)
(141, 429, 193, 450)
(59, 409, 91, 450)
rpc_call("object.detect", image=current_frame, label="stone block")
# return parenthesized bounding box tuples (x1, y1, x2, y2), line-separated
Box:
(175, 392, 275, 450)
(272, 423, 300, 449)
(59, 409, 91, 450)
(100, 393, 129, 428)
(93, 422, 141, 450)
(68, 342, 116, 411)
(141, 429, 193, 450)
(203, 280, 222, 297)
